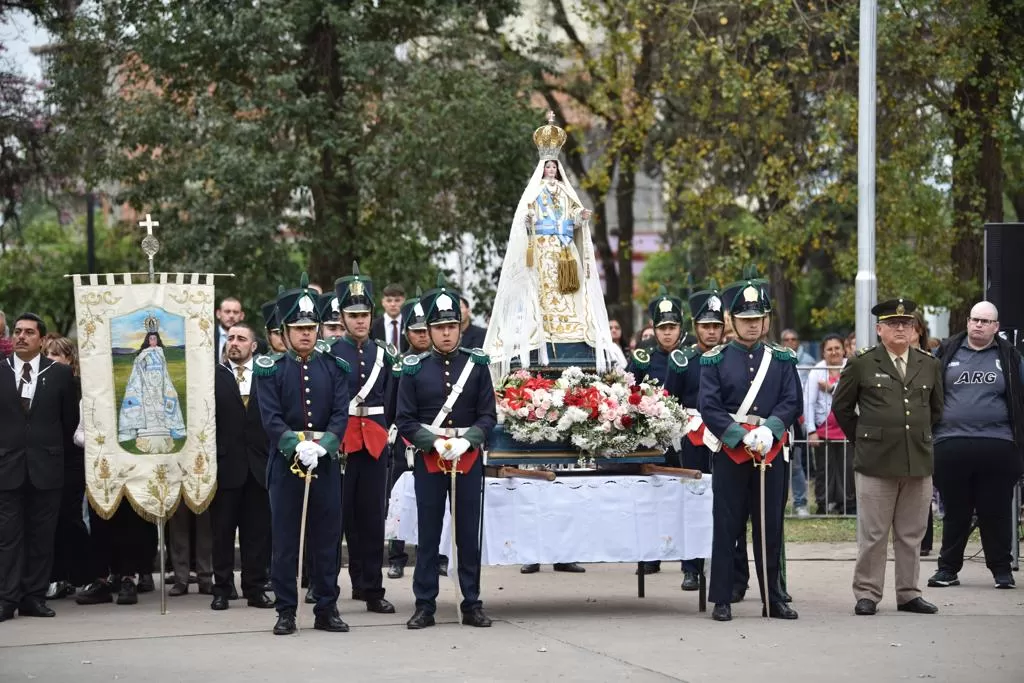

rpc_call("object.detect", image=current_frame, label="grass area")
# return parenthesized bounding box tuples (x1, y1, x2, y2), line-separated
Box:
(112, 347, 188, 455)
(777, 516, 977, 544)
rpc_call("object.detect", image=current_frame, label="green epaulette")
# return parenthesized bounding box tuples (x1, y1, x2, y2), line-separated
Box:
(314, 339, 332, 354)
(700, 345, 725, 366)
(334, 355, 351, 373)
(375, 339, 398, 366)
(391, 360, 403, 378)
(856, 345, 876, 357)
(462, 347, 490, 365)
(768, 343, 798, 363)
(253, 352, 283, 376)
(669, 346, 698, 373)
(631, 348, 651, 370)
(401, 352, 430, 376)
(911, 346, 933, 357)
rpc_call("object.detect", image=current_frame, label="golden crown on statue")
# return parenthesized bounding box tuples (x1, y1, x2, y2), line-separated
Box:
(143, 312, 160, 333)
(533, 110, 567, 161)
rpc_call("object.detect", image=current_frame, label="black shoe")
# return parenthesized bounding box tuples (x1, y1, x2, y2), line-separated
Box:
(387, 563, 405, 579)
(461, 606, 492, 627)
(407, 608, 435, 629)
(18, 598, 55, 618)
(210, 595, 229, 611)
(117, 578, 139, 605)
(711, 603, 732, 621)
(994, 572, 1016, 589)
(229, 584, 240, 600)
(437, 564, 448, 577)
(263, 579, 273, 592)
(0, 604, 15, 622)
(46, 581, 72, 600)
(366, 597, 395, 614)
(769, 602, 798, 619)
(920, 548, 931, 557)
(520, 563, 540, 574)
(305, 588, 317, 604)
(730, 586, 746, 603)
(635, 561, 660, 575)
(314, 611, 350, 632)
(854, 598, 877, 615)
(553, 562, 586, 573)
(779, 588, 793, 603)
(897, 597, 938, 614)
(168, 582, 188, 597)
(246, 592, 275, 608)
(76, 581, 113, 605)
(680, 571, 699, 591)
(927, 569, 960, 587)
(273, 613, 296, 635)
(137, 574, 155, 593)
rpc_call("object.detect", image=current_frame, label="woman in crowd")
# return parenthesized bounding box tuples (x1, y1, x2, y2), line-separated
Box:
(910, 311, 937, 555)
(804, 333, 854, 514)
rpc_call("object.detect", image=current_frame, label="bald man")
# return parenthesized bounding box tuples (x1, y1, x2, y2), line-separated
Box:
(929, 302, 1024, 590)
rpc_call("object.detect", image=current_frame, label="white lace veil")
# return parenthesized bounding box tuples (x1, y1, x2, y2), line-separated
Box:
(483, 159, 616, 382)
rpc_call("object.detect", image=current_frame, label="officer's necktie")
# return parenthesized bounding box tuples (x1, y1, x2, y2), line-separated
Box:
(18, 363, 32, 413)
(391, 319, 399, 348)
(235, 365, 249, 408)
(895, 356, 905, 381)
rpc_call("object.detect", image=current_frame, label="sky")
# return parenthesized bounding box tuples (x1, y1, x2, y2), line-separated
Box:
(1, 10, 49, 82)
(111, 309, 186, 349)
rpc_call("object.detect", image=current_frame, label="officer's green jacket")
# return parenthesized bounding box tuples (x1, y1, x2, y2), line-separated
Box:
(831, 344, 944, 478)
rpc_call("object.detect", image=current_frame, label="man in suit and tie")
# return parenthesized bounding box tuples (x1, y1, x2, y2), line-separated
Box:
(371, 283, 407, 354)
(210, 322, 274, 611)
(459, 296, 487, 350)
(215, 297, 246, 363)
(0, 313, 78, 621)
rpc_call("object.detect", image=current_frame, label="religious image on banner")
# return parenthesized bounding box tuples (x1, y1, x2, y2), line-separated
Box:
(113, 308, 187, 454)
(73, 272, 218, 521)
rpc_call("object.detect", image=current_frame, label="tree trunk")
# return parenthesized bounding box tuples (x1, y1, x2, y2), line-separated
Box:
(950, 49, 1003, 331)
(614, 165, 636, 339)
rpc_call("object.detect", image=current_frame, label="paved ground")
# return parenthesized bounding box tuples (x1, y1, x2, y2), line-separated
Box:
(1, 542, 1021, 683)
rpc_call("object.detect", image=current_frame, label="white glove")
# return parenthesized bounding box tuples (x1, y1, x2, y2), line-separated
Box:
(751, 426, 774, 454)
(447, 437, 471, 458)
(387, 424, 399, 445)
(295, 441, 323, 470)
(433, 437, 448, 454)
(742, 429, 760, 450)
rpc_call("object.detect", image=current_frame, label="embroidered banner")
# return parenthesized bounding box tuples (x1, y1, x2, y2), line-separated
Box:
(72, 273, 217, 520)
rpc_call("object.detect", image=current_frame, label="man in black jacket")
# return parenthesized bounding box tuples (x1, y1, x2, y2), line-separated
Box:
(210, 323, 274, 610)
(928, 301, 1024, 590)
(0, 313, 78, 621)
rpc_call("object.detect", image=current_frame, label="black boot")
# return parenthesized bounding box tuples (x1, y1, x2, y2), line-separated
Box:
(406, 608, 435, 629)
(75, 581, 113, 605)
(461, 606, 492, 627)
(273, 612, 296, 635)
(314, 610, 349, 632)
(711, 603, 732, 621)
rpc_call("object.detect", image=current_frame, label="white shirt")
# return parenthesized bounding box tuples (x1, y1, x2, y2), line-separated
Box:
(11, 354, 42, 405)
(384, 314, 402, 348)
(803, 358, 846, 432)
(229, 358, 254, 397)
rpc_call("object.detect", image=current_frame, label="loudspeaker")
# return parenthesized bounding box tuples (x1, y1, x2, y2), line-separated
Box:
(984, 223, 1024, 337)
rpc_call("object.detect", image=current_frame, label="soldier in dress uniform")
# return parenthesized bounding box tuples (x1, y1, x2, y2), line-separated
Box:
(256, 275, 351, 635)
(318, 292, 345, 341)
(330, 264, 396, 614)
(395, 279, 496, 629)
(261, 297, 287, 354)
(627, 288, 693, 578)
(699, 277, 801, 621)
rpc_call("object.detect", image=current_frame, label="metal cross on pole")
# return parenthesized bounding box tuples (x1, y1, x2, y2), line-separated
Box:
(138, 213, 161, 282)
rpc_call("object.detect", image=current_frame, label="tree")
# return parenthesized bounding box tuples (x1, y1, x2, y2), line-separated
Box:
(44, 0, 537, 309)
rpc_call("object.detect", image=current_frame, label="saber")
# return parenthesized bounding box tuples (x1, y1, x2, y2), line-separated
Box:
(296, 462, 315, 632)
(752, 449, 772, 619)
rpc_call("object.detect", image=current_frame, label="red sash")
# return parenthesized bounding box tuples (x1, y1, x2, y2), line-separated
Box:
(687, 423, 707, 447)
(423, 447, 479, 475)
(722, 423, 788, 465)
(343, 417, 389, 459)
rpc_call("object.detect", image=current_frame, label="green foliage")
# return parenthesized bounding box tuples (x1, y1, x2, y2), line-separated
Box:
(0, 201, 141, 335)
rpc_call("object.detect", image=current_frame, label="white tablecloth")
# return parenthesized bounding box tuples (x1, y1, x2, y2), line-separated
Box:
(385, 472, 713, 565)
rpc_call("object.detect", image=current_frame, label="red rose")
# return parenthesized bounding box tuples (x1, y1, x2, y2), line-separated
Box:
(628, 393, 641, 405)
(621, 415, 634, 428)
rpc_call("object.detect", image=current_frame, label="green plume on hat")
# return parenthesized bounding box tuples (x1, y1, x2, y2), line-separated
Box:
(352, 261, 361, 277)
(300, 272, 309, 288)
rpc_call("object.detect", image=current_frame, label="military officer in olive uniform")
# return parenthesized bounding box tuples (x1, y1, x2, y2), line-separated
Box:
(395, 279, 496, 629)
(627, 288, 694, 578)
(698, 277, 801, 622)
(831, 298, 944, 617)
(330, 264, 396, 614)
(257, 275, 351, 635)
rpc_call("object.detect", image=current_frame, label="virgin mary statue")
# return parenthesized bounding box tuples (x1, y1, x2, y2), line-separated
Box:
(483, 112, 618, 379)
(117, 313, 186, 453)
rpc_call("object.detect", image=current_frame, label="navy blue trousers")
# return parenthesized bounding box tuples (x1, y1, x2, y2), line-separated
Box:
(412, 456, 483, 615)
(680, 441, 712, 575)
(709, 451, 785, 606)
(268, 456, 342, 616)
(341, 448, 388, 599)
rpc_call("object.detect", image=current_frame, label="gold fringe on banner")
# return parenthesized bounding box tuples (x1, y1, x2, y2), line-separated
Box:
(526, 238, 534, 268)
(558, 246, 580, 293)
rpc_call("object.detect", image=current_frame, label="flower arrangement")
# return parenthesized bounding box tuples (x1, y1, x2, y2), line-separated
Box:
(495, 366, 686, 457)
